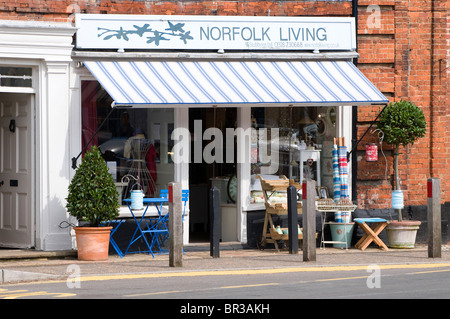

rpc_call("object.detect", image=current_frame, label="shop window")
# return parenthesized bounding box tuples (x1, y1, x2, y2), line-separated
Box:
(81, 81, 174, 202)
(250, 107, 337, 202)
(0, 67, 32, 87)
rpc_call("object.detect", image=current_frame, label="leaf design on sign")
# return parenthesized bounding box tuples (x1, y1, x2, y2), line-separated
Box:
(97, 21, 194, 46)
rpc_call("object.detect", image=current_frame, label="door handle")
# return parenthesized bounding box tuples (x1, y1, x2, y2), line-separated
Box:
(9, 119, 15, 133)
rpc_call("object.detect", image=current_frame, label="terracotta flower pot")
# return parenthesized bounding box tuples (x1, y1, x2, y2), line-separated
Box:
(74, 226, 112, 261)
(386, 220, 421, 249)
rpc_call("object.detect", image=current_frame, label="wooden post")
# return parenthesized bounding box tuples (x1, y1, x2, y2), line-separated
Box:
(302, 179, 316, 261)
(427, 178, 441, 258)
(287, 185, 298, 254)
(210, 186, 221, 258)
(169, 182, 183, 267)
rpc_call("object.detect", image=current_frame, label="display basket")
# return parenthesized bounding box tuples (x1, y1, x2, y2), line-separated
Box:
(335, 198, 357, 211)
(316, 198, 357, 212)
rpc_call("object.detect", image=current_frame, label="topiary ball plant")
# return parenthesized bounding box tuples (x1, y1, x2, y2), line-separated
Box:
(376, 100, 426, 221)
(377, 100, 426, 148)
(66, 145, 120, 227)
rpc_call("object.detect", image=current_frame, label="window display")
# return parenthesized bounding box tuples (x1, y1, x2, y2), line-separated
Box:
(250, 106, 337, 203)
(81, 81, 174, 202)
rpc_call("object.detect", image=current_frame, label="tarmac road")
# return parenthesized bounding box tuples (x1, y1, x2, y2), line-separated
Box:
(0, 244, 449, 303)
(0, 262, 449, 302)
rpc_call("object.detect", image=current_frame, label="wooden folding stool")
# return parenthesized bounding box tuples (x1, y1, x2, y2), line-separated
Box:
(354, 218, 389, 251)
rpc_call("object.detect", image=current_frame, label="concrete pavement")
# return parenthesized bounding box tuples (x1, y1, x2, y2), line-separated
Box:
(1, 243, 449, 284)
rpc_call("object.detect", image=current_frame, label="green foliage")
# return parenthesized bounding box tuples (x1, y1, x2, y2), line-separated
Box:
(377, 100, 427, 148)
(377, 100, 427, 221)
(66, 145, 119, 227)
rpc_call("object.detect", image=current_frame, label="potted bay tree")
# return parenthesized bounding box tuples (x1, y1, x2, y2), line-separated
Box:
(66, 145, 120, 260)
(376, 100, 426, 248)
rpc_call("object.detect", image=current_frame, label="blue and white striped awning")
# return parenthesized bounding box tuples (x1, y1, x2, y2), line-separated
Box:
(84, 60, 388, 107)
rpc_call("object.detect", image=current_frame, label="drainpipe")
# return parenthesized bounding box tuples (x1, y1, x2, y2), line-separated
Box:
(351, 0, 358, 203)
(429, 0, 435, 178)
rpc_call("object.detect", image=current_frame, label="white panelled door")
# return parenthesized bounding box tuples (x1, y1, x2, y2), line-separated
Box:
(0, 93, 34, 248)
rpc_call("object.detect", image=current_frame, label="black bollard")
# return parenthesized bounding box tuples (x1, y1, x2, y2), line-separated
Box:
(287, 185, 299, 254)
(210, 186, 221, 258)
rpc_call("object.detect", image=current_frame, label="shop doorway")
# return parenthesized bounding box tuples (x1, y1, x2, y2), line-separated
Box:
(0, 93, 34, 248)
(188, 108, 237, 242)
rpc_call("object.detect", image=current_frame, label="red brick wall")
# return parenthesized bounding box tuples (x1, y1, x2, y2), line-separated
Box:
(0, 1, 351, 21)
(356, 0, 449, 208)
(0, 0, 447, 208)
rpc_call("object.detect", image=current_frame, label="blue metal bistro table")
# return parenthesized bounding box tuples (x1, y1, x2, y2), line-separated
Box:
(123, 197, 169, 257)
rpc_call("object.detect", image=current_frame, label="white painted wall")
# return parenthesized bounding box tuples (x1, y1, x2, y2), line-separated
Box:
(0, 20, 76, 250)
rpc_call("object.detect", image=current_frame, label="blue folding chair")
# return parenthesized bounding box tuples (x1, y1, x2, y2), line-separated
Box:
(102, 219, 126, 258)
(159, 189, 189, 221)
(137, 190, 168, 255)
(160, 189, 169, 200)
(155, 189, 189, 251)
(181, 189, 189, 222)
(181, 189, 189, 253)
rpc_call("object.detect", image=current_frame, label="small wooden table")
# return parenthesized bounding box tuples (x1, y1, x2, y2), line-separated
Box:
(354, 218, 389, 251)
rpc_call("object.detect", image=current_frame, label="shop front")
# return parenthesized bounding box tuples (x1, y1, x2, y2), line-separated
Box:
(72, 14, 388, 246)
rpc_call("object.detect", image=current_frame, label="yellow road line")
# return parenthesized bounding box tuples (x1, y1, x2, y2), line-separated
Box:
(410, 268, 450, 275)
(125, 290, 182, 297)
(0, 289, 28, 294)
(17, 262, 450, 285)
(0, 290, 76, 299)
(75, 263, 450, 282)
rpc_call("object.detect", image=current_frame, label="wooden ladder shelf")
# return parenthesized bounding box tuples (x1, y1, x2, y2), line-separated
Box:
(257, 175, 304, 251)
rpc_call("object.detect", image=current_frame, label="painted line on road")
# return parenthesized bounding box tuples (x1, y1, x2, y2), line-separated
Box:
(221, 283, 279, 289)
(16, 262, 450, 285)
(74, 263, 450, 282)
(409, 268, 450, 275)
(315, 275, 369, 282)
(0, 289, 76, 299)
(125, 290, 182, 297)
(125, 283, 280, 298)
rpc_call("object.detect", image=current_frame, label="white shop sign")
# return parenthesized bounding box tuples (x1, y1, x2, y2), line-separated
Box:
(75, 14, 355, 51)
